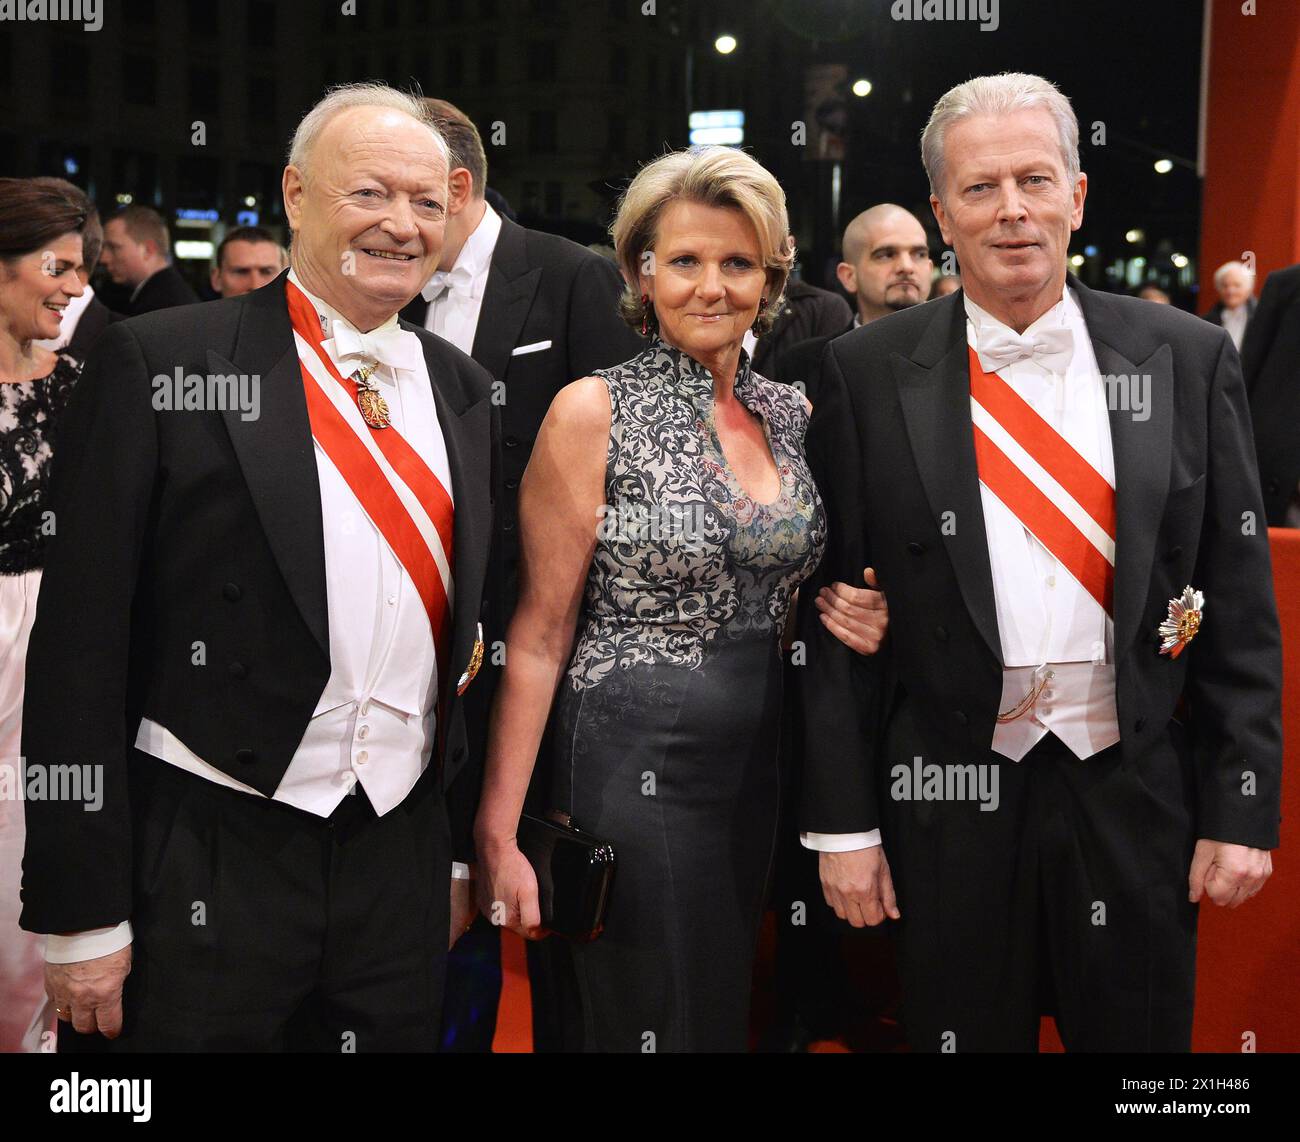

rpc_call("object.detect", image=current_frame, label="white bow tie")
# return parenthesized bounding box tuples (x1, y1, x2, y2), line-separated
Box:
(328, 320, 422, 373)
(975, 324, 1075, 374)
(422, 264, 475, 304)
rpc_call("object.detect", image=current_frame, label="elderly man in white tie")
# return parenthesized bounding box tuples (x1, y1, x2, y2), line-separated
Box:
(799, 72, 1281, 1052)
(21, 83, 498, 1051)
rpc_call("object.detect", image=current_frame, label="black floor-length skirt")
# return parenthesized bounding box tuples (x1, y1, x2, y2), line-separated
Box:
(543, 634, 784, 1052)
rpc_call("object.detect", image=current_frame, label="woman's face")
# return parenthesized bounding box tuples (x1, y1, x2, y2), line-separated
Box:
(1, 231, 85, 344)
(639, 200, 768, 365)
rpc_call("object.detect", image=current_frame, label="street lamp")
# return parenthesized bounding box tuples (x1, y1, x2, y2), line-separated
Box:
(1153, 159, 1173, 174)
(852, 78, 872, 97)
(714, 34, 736, 54)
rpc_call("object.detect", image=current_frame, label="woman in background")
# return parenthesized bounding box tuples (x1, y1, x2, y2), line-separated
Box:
(0, 177, 90, 1052)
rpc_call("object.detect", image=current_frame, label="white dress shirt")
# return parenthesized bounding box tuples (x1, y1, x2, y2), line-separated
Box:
(801, 285, 1120, 856)
(34, 283, 95, 352)
(1220, 303, 1250, 352)
(422, 201, 502, 353)
(47, 271, 466, 964)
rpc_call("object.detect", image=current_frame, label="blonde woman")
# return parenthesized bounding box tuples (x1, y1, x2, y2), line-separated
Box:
(475, 146, 886, 1051)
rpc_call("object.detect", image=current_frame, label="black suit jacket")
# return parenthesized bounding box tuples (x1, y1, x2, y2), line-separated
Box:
(129, 264, 199, 315)
(402, 212, 642, 616)
(20, 273, 499, 935)
(66, 295, 120, 358)
(1242, 263, 1300, 525)
(752, 279, 854, 376)
(798, 277, 1282, 851)
(769, 320, 854, 406)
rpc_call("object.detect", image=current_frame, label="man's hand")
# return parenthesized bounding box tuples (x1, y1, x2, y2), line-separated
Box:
(819, 846, 900, 927)
(1188, 838, 1273, 908)
(46, 944, 132, 1039)
(450, 875, 476, 949)
(818, 566, 887, 655)
(476, 840, 545, 940)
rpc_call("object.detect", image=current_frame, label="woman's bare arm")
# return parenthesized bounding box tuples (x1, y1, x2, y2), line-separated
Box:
(473, 377, 611, 929)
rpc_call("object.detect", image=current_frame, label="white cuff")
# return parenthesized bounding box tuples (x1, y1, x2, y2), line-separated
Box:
(451, 861, 474, 880)
(800, 829, 882, 852)
(45, 921, 134, 964)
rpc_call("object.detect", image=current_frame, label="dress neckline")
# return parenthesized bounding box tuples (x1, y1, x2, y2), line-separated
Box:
(644, 333, 760, 409)
(642, 335, 784, 508)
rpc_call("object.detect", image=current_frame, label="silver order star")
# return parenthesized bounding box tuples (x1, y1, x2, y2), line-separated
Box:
(1158, 585, 1205, 658)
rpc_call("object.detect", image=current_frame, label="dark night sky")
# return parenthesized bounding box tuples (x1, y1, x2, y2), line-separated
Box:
(750, 0, 1205, 281)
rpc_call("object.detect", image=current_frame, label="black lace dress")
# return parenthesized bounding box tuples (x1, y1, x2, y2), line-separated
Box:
(0, 352, 81, 574)
(544, 336, 827, 1052)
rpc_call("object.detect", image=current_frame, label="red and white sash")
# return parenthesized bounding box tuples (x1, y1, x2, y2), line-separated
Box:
(285, 279, 456, 683)
(968, 345, 1115, 615)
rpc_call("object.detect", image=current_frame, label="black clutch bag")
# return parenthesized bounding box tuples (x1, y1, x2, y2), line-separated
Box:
(516, 811, 616, 942)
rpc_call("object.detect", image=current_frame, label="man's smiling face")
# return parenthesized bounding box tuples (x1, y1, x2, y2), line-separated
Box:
(284, 105, 447, 330)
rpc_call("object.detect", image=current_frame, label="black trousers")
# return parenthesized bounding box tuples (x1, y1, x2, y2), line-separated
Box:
(61, 751, 452, 1053)
(883, 718, 1199, 1052)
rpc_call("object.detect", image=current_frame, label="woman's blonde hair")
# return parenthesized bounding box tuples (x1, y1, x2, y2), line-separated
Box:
(610, 146, 794, 335)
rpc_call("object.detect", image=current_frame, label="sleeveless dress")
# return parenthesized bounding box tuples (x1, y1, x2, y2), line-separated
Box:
(546, 335, 826, 1052)
(0, 352, 83, 1052)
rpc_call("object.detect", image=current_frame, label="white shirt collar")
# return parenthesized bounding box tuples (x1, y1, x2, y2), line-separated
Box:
(286, 266, 402, 341)
(963, 282, 1075, 340)
(287, 268, 414, 385)
(421, 201, 501, 302)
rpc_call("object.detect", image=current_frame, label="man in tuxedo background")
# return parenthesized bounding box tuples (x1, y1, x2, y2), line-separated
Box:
(1241, 261, 1300, 526)
(748, 276, 853, 378)
(1202, 260, 1256, 352)
(400, 96, 642, 1052)
(800, 72, 1281, 1051)
(99, 205, 200, 315)
(21, 83, 497, 1051)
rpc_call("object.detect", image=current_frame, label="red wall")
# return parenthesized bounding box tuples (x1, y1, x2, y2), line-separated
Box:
(1200, 0, 1300, 300)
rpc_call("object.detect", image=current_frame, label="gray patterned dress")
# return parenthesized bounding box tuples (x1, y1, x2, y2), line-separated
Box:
(546, 335, 826, 1052)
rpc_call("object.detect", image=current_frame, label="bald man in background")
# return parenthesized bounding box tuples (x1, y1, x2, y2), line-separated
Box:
(774, 204, 931, 404)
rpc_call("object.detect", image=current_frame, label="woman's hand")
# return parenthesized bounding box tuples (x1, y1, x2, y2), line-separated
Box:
(817, 566, 888, 655)
(476, 839, 547, 940)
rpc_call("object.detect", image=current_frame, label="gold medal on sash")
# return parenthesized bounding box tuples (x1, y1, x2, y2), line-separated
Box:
(352, 361, 391, 429)
(457, 624, 486, 696)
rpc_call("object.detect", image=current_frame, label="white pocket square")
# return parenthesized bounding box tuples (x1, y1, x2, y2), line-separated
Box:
(511, 340, 552, 356)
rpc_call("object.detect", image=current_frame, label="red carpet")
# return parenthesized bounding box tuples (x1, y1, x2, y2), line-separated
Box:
(494, 532, 1300, 1051)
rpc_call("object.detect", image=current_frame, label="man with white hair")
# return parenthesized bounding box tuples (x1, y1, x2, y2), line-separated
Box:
(800, 72, 1281, 1051)
(1204, 260, 1256, 352)
(21, 83, 498, 1051)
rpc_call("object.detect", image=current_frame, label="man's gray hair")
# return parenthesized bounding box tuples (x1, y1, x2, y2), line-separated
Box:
(287, 82, 449, 177)
(920, 72, 1080, 200)
(1213, 260, 1255, 288)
